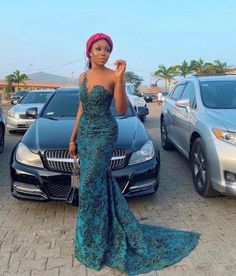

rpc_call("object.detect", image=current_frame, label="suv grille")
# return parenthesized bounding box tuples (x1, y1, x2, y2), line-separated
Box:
(44, 148, 127, 173)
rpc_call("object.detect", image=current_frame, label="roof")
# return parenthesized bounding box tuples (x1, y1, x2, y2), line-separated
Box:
(0, 80, 73, 88)
(138, 86, 165, 94)
(189, 74, 236, 82)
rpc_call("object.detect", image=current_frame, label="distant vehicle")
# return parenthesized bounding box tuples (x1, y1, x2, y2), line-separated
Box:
(0, 105, 5, 153)
(161, 74, 236, 197)
(7, 89, 54, 133)
(143, 93, 153, 103)
(10, 90, 28, 101)
(126, 83, 149, 121)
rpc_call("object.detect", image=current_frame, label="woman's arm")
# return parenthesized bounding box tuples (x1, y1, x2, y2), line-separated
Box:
(69, 101, 83, 144)
(113, 60, 128, 115)
(68, 73, 84, 157)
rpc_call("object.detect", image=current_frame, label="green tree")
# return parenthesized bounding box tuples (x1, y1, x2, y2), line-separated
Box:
(5, 70, 29, 91)
(190, 58, 215, 75)
(175, 60, 192, 78)
(124, 71, 144, 90)
(154, 65, 176, 90)
(213, 59, 230, 73)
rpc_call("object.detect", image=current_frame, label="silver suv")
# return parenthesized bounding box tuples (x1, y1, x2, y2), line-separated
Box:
(160, 75, 236, 197)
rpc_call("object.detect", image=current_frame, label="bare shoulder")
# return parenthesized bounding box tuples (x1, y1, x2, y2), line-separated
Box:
(105, 68, 116, 82)
(79, 72, 86, 86)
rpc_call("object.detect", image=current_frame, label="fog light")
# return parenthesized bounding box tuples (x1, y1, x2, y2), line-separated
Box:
(225, 172, 236, 182)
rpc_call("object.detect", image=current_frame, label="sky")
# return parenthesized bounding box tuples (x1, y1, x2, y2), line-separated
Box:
(1, 0, 236, 85)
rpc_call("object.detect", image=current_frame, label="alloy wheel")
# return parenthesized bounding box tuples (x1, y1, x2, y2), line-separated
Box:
(192, 144, 207, 190)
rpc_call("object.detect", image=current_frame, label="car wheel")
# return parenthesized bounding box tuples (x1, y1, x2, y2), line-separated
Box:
(0, 125, 4, 153)
(190, 138, 221, 197)
(160, 118, 173, 150)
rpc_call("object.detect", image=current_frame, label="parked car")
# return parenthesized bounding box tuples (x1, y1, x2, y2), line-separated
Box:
(7, 89, 54, 133)
(0, 105, 5, 153)
(126, 83, 149, 121)
(10, 90, 28, 101)
(144, 93, 153, 103)
(161, 75, 236, 197)
(10, 88, 160, 203)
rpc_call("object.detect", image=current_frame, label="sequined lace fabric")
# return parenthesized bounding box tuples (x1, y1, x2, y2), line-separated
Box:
(74, 75, 200, 275)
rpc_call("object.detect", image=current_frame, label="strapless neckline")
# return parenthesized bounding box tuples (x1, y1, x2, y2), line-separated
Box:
(82, 74, 113, 97)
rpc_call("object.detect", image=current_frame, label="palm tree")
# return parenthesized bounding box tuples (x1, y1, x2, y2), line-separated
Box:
(190, 58, 206, 74)
(175, 60, 192, 78)
(5, 70, 29, 90)
(154, 65, 176, 90)
(213, 59, 230, 73)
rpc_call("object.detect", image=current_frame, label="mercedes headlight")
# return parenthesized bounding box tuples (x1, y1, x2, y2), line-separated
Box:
(8, 111, 19, 118)
(16, 142, 44, 168)
(129, 140, 155, 165)
(212, 128, 236, 145)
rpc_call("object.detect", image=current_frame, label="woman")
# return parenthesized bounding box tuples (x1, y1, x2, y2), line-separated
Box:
(69, 33, 200, 275)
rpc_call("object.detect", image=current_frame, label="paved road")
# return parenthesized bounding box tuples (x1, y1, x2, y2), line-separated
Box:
(1, 103, 236, 276)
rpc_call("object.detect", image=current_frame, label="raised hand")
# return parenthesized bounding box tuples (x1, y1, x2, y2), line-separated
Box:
(114, 60, 126, 80)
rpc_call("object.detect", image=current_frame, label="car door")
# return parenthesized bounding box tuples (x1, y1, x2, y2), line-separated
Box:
(173, 81, 197, 156)
(165, 83, 186, 145)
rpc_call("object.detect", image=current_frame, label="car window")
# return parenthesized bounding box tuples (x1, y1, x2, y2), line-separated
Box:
(181, 82, 196, 108)
(20, 91, 52, 104)
(170, 84, 186, 100)
(41, 92, 135, 117)
(126, 84, 135, 95)
(200, 81, 236, 109)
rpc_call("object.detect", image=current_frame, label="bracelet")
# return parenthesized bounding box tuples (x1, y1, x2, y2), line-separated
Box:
(69, 141, 76, 145)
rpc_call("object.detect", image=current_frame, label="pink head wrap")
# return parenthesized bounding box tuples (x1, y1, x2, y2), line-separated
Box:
(86, 33, 113, 59)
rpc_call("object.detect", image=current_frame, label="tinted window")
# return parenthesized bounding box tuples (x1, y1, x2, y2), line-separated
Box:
(181, 82, 196, 108)
(20, 91, 53, 104)
(200, 81, 236, 109)
(41, 92, 135, 118)
(171, 84, 185, 100)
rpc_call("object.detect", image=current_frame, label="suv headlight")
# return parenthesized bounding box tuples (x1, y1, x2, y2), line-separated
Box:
(212, 128, 236, 145)
(129, 140, 155, 165)
(8, 111, 19, 118)
(16, 142, 44, 168)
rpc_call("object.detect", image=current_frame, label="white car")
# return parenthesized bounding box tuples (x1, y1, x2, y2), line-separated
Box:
(126, 83, 149, 122)
(7, 89, 54, 133)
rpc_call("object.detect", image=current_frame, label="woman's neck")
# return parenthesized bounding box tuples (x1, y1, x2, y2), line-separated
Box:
(90, 63, 106, 72)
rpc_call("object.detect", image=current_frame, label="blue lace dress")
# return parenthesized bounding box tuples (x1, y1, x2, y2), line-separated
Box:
(75, 76, 200, 275)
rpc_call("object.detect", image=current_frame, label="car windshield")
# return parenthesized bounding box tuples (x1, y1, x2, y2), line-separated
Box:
(200, 81, 236, 109)
(41, 91, 135, 118)
(20, 91, 53, 104)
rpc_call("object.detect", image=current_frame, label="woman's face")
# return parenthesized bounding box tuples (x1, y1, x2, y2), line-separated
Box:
(90, 39, 111, 66)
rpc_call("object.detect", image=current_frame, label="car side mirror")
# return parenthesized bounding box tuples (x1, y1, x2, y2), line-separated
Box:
(11, 99, 18, 105)
(26, 107, 38, 118)
(175, 99, 190, 112)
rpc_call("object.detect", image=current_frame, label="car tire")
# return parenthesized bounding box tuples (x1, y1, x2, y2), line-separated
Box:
(0, 125, 4, 153)
(190, 138, 221, 197)
(160, 118, 173, 150)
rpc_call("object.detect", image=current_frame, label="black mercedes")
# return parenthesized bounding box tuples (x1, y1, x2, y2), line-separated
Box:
(10, 88, 160, 202)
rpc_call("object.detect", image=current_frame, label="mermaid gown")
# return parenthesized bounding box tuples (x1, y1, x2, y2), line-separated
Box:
(75, 76, 200, 275)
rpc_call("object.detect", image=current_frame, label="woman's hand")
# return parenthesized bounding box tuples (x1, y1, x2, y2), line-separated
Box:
(69, 142, 77, 158)
(114, 60, 126, 80)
